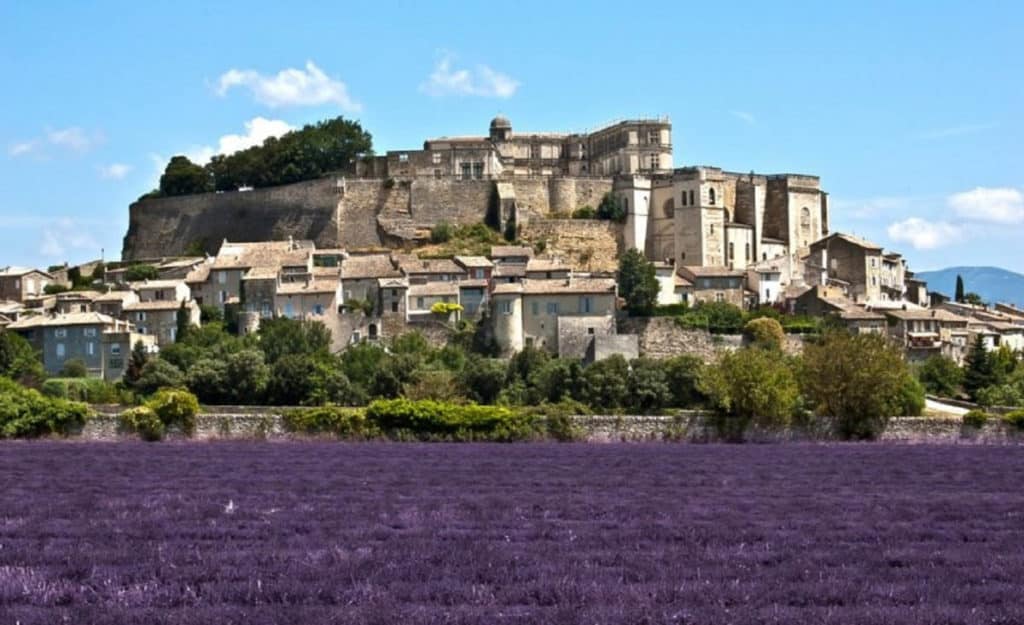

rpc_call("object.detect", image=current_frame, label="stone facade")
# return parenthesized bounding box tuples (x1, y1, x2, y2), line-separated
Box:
(619, 317, 807, 362)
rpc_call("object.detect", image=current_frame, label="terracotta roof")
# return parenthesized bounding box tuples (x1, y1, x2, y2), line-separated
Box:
(884, 308, 970, 322)
(526, 258, 570, 273)
(56, 290, 101, 301)
(454, 255, 494, 269)
(521, 278, 616, 295)
(131, 279, 187, 290)
(9, 311, 119, 329)
(458, 279, 489, 289)
(674, 274, 693, 287)
(211, 240, 312, 270)
(185, 263, 212, 284)
(399, 258, 463, 276)
(493, 264, 526, 278)
(125, 301, 187, 312)
(342, 254, 400, 280)
(492, 283, 524, 295)
(242, 267, 280, 280)
(276, 279, 340, 295)
(679, 265, 746, 279)
(408, 282, 460, 297)
(0, 266, 53, 278)
(94, 290, 136, 303)
(810, 232, 884, 251)
(157, 257, 205, 270)
(490, 246, 534, 259)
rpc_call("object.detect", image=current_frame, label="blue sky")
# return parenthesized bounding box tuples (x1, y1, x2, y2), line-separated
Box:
(1, 1, 1022, 274)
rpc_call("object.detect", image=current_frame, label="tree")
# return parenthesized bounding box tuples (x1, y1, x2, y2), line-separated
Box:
(257, 318, 331, 365)
(582, 355, 630, 411)
(963, 292, 984, 306)
(459, 357, 508, 404)
(0, 330, 45, 385)
(175, 302, 191, 343)
(596, 193, 627, 223)
(963, 334, 995, 401)
(185, 358, 230, 404)
(58, 359, 88, 378)
(133, 359, 185, 396)
(627, 358, 671, 414)
(802, 331, 914, 439)
(224, 349, 270, 404)
(159, 156, 211, 197)
(955, 274, 965, 303)
(744, 317, 785, 351)
(124, 264, 159, 282)
(528, 358, 584, 405)
(617, 249, 659, 316)
(700, 348, 800, 440)
(123, 341, 150, 389)
(266, 354, 318, 405)
(916, 355, 964, 397)
(663, 355, 705, 408)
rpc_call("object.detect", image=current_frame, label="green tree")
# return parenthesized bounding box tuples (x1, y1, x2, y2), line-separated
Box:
(596, 193, 627, 222)
(224, 349, 270, 403)
(266, 354, 319, 405)
(175, 302, 191, 343)
(459, 357, 507, 404)
(955, 274, 964, 302)
(124, 264, 159, 282)
(963, 292, 984, 306)
(963, 334, 995, 401)
(159, 156, 211, 196)
(58, 359, 88, 378)
(582, 355, 630, 411)
(123, 340, 150, 389)
(528, 358, 584, 405)
(627, 358, 671, 414)
(617, 248, 659, 316)
(257, 318, 331, 365)
(133, 359, 185, 396)
(0, 330, 45, 384)
(916, 355, 964, 397)
(744, 317, 785, 351)
(802, 331, 914, 439)
(663, 355, 705, 408)
(700, 348, 800, 440)
(185, 358, 230, 404)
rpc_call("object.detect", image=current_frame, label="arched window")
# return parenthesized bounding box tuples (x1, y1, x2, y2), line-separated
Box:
(663, 198, 675, 218)
(801, 207, 811, 228)
(709, 188, 716, 205)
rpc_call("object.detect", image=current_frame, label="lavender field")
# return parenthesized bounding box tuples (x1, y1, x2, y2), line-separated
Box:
(1, 442, 1022, 624)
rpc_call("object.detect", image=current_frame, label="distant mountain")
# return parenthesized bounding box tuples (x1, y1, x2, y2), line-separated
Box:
(916, 266, 1024, 308)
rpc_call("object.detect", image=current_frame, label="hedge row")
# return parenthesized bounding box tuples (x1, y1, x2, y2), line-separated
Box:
(0, 377, 90, 438)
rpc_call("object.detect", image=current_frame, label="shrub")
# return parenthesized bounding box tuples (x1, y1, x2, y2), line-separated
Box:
(59, 358, 89, 378)
(41, 378, 120, 404)
(596, 193, 626, 223)
(1002, 409, 1024, 431)
(699, 348, 800, 441)
(897, 374, 926, 417)
(430, 301, 463, 315)
(663, 355, 705, 408)
(0, 330, 45, 384)
(744, 318, 785, 351)
(916, 355, 964, 397)
(627, 358, 671, 414)
(582, 355, 630, 412)
(652, 303, 689, 317)
(962, 410, 990, 429)
(134, 359, 185, 396)
(366, 398, 535, 441)
(120, 406, 165, 441)
(430, 221, 453, 243)
(976, 383, 1024, 408)
(124, 264, 159, 282)
(146, 388, 199, 436)
(571, 205, 595, 219)
(283, 406, 370, 437)
(526, 400, 589, 441)
(0, 377, 89, 438)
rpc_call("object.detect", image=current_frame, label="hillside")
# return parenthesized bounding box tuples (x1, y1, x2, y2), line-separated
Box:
(917, 266, 1024, 307)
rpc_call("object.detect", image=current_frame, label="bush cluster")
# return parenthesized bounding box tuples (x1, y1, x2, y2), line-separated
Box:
(283, 406, 370, 438)
(961, 409, 991, 429)
(0, 377, 89, 438)
(41, 378, 122, 404)
(366, 399, 536, 441)
(120, 389, 199, 441)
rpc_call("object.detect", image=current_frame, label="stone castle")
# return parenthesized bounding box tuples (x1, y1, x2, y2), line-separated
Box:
(121, 116, 828, 273)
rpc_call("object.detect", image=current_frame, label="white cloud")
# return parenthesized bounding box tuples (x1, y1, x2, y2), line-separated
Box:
(216, 117, 295, 155)
(948, 187, 1024, 224)
(731, 110, 755, 125)
(0, 216, 102, 259)
(216, 61, 360, 111)
(420, 54, 519, 98)
(47, 127, 95, 152)
(8, 141, 38, 157)
(831, 195, 916, 220)
(887, 218, 961, 250)
(917, 122, 997, 140)
(98, 163, 132, 180)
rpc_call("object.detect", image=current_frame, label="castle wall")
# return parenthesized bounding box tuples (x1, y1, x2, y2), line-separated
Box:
(122, 178, 342, 260)
(521, 219, 622, 273)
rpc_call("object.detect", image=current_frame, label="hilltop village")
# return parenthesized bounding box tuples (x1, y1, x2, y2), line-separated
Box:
(3, 116, 1024, 382)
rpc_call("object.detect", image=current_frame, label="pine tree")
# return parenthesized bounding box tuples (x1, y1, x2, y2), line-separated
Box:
(955, 274, 965, 303)
(963, 334, 994, 401)
(124, 341, 149, 388)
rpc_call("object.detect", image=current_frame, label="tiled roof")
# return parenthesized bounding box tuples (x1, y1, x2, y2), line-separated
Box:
(130, 279, 187, 290)
(56, 290, 101, 301)
(341, 254, 400, 280)
(458, 279, 489, 289)
(0, 266, 52, 278)
(679, 265, 746, 279)
(810, 232, 884, 251)
(454, 255, 494, 269)
(884, 308, 970, 322)
(242, 267, 280, 280)
(399, 257, 463, 276)
(377, 277, 408, 288)
(276, 279, 340, 295)
(490, 245, 534, 259)
(521, 278, 616, 295)
(408, 282, 460, 297)
(93, 290, 136, 303)
(125, 301, 187, 312)
(211, 240, 312, 270)
(9, 311, 118, 329)
(493, 264, 526, 278)
(526, 258, 570, 273)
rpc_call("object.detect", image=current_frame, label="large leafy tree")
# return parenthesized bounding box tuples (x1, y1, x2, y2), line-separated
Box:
(916, 354, 964, 397)
(159, 156, 211, 196)
(257, 318, 332, 365)
(617, 248, 659, 316)
(802, 331, 917, 439)
(700, 347, 800, 440)
(0, 331, 45, 385)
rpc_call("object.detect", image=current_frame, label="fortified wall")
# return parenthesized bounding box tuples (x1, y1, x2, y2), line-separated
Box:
(122, 175, 616, 261)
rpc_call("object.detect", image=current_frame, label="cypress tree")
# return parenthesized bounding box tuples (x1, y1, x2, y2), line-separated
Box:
(955, 274, 965, 303)
(963, 334, 994, 401)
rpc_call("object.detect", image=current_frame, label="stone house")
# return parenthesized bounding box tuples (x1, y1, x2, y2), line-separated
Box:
(453, 256, 493, 282)
(397, 257, 466, 285)
(341, 253, 401, 310)
(490, 246, 533, 266)
(54, 291, 101, 314)
(883, 308, 970, 363)
(525, 258, 571, 280)
(8, 312, 155, 380)
(0, 267, 55, 303)
(807, 233, 885, 304)
(407, 282, 460, 323)
(793, 286, 885, 334)
(92, 291, 139, 318)
(200, 239, 314, 310)
(676, 266, 746, 308)
(274, 277, 341, 320)
(491, 277, 617, 354)
(124, 300, 200, 346)
(457, 279, 489, 317)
